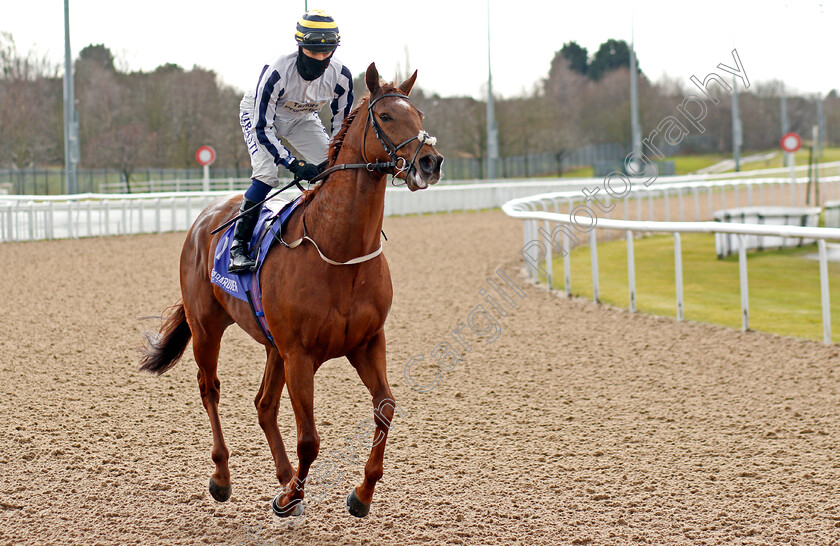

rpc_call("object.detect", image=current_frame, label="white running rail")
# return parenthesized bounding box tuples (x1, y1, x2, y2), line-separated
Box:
(0, 180, 635, 242)
(3, 161, 840, 243)
(4, 161, 840, 345)
(502, 169, 840, 345)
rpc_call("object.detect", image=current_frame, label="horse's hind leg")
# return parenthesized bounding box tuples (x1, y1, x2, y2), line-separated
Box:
(255, 348, 294, 487)
(345, 332, 398, 517)
(190, 318, 232, 502)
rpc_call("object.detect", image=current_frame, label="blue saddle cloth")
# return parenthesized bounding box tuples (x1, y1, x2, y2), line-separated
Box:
(210, 196, 303, 343)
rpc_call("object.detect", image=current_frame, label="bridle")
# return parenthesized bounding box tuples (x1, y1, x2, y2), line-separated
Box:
(361, 92, 437, 180)
(308, 91, 437, 184)
(211, 90, 438, 255)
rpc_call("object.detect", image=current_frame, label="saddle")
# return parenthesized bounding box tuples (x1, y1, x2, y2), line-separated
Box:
(210, 196, 303, 346)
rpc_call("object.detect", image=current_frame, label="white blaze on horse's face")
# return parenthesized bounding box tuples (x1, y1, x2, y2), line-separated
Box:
(394, 99, 412, 112)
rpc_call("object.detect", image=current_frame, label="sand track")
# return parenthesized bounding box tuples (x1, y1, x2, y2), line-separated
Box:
(1, 210, 839, 545)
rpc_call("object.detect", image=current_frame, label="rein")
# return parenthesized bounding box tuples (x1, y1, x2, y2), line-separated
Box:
(311, 91, 436, 184)
(213, 90, 436, 265)
(275, 93, 437, 265)
(278, 218, 384, 266)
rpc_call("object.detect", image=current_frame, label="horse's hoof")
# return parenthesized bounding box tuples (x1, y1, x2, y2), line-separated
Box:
(346, 489, 370, 518)
(208, 478, 232, 502)
(272, 494, 304, 518)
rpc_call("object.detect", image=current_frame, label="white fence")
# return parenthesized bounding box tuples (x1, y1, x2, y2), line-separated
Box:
(0, 179, 623, 242)
(98, 177, 253, 194)
(3, 161, 840, 243)
(4, 161, 840, 343)
(502, 162, 840, 345)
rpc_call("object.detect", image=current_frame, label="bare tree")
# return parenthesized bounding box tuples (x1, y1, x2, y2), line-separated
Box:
(0, 32, 61, 168)
(541, 56, 590, 170)
(215, 85, 250, 175)
(2, 32, 836, 187)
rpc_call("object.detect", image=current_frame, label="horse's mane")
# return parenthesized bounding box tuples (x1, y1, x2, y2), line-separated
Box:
(302, 83, 401, 203)
(327, 107, 361, 167)
(327, 82, 402, 167)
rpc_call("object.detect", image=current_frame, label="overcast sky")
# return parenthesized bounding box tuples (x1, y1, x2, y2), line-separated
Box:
(4, 1, 837, 99)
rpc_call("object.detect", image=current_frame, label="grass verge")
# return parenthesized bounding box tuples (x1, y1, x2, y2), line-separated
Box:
(547, 232, 840, 342)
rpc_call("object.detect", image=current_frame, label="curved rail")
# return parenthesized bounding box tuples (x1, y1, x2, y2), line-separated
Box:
(502, 176, 840, 345)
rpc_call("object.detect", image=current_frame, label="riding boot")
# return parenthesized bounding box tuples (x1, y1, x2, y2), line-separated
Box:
(228, 197, 261, 273)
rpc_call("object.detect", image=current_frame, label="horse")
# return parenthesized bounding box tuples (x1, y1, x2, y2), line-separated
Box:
(139, 62, 443, 518)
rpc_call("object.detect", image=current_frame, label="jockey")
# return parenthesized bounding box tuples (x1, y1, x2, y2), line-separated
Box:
(230, 9, 354, 273)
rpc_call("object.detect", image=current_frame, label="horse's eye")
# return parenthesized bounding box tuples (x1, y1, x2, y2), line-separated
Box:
(379, 113, 392, 122)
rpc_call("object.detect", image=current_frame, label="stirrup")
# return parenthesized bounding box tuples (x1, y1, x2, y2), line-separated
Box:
(228, 260, 256, 273)
(228, 245, 256, 273)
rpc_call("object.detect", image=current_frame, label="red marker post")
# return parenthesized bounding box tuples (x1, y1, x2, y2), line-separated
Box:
(781, 132, 801, 188)
(781, 132, 801, 153)
(196, 145, 216, 192)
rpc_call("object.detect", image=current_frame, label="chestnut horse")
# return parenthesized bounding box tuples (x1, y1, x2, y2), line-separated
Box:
(140, 63, 442, 518)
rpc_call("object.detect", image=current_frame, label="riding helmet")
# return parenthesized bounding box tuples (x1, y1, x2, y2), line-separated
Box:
(295, 9, 340, 52)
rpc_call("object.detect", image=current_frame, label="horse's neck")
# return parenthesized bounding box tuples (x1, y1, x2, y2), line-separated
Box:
(306, 148, 387, 258)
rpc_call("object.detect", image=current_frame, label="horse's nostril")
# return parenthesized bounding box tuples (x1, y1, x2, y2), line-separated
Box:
(419, 155, 434, 174)
(419, 154, 443, 174)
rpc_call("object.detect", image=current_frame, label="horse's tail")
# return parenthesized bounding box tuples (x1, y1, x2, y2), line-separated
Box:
(139, 301, 192, 375)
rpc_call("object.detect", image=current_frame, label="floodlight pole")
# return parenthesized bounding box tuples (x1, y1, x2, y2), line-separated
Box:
(486, 0, 498, 180)
(780, 82, 789, 136)
(629, 25, 641, 164)
(817, 94, 825, 159)
(63, 0, 79, 194)
(731, 75, 742, 172)
(781, 82, 792, 172)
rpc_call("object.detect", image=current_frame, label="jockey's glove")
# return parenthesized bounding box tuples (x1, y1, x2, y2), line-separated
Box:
(288, 160, 321, 181)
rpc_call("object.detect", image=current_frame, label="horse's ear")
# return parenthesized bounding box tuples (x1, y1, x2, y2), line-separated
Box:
(366, 63, 381, 94)
(399, 70, 418, 96)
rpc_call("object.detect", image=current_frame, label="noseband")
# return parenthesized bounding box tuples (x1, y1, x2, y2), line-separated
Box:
(363, 92, 437, 179)
(210, 91, 437, 237)
(274, 93, 437, 266)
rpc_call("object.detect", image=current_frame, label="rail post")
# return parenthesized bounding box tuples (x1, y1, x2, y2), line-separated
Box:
(590, 229, 599, 303)
(674, 232, 684, 321)
(48, 201, 55, 240)
(738, 234, 749, 331)
(626, 230, 636, 313)
(818, 239, 832, 344)
(563, 230, 571, 297)
(543, 219, 553, 290)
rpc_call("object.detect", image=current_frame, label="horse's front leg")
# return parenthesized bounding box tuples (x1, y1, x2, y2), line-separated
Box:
(255, 348, 294, 487)
(271, 352, 319, 518)
(345, 331, 398, 517)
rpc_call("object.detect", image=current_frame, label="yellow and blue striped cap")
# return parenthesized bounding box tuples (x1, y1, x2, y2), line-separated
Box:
(295, 9, 340, 52)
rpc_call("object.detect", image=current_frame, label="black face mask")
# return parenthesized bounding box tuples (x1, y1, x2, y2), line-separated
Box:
(296, 49, 333, 81)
